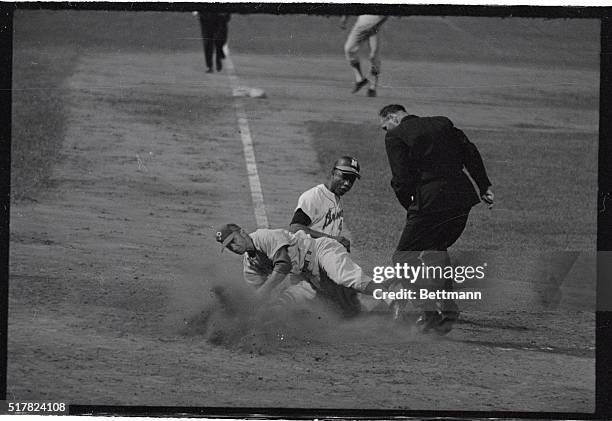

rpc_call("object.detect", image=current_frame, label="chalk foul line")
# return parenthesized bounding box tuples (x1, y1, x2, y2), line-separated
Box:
(223, 45, 269, 229)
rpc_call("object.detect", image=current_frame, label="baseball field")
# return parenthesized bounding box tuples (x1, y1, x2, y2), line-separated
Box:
(8, 9, 599, 412)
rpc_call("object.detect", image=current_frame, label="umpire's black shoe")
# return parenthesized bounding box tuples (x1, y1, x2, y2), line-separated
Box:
(352, 78, 369, 93)
(206, 67, 214, 73)
(216, 59, 223, 72)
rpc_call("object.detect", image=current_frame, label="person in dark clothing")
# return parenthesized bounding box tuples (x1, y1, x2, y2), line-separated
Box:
(197, 12, 231, 73)
(379, 104, 494, 334)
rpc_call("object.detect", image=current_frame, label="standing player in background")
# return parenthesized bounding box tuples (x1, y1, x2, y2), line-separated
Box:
(289, 156, 361, 251)
(195, 11, 231, 73)
(341, 15, 389, 97)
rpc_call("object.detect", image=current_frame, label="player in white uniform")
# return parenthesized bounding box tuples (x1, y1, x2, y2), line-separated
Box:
(289, 156, 360, 252)
(288, 156, 383, 313)
(215, 223, 393, 317)
(341, 15, 388, 97)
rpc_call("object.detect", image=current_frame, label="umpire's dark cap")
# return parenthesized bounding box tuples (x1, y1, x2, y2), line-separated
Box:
(333, 156, 361, 179)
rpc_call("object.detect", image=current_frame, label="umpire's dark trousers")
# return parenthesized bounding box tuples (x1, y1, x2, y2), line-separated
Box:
(393, 208, 471, 300)
(198, 15, 228, 69)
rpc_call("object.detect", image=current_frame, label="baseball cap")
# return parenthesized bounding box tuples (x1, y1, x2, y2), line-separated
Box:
(333, 156, 361, 179)
(215, 223, 242, 249)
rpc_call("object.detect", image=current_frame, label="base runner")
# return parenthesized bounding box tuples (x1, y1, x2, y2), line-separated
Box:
(215, 223, 393, 318)
(289, 156, 361, 251)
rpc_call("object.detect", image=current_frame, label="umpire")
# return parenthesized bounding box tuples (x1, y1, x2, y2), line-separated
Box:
(378, 104, 494, 333)
(196, 12, 231, 73)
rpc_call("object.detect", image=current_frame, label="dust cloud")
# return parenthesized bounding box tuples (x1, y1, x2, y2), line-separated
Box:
(165, 263, 424, 354)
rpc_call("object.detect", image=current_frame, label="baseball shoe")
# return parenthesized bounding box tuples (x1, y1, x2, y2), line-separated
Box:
(206, 67, 214, 73)
(435, 299, 460, 335)
(435, 309, 459, 335)
(415, 307, 460, 335)
(367, 88, 377, 97)
(415, 311, 442, 334)
(352, 78, 369, 94)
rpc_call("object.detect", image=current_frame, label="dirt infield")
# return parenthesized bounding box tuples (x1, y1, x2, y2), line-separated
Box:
(8, 11, 597, 412)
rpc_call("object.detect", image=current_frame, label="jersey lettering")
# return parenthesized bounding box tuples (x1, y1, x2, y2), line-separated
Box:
(322, 207, 343, 230)
(295, 184, 344, 237)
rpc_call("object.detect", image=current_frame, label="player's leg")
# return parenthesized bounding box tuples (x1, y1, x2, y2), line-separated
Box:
(426, 210, 472, 333)
(217, 18, 228, 58)
(367, 34, 380, 96)
(214, 44, 223, 71)
(315, 237, 371, 291)
(344, 21, 369, 92)
(391, 214, 432, 319)
(395, 209, 471, 274)
(199, 17, 215, 72)
(392, 221, 438, 327)
(393, 210, 470, 333)
(393, 213, 432, 266)
(365, 17, 387, 96)
(213, 19, 226, 71)
(314, 267, 363, 317)
(313, 238, 394, 312)
(275, 279, 317, 307)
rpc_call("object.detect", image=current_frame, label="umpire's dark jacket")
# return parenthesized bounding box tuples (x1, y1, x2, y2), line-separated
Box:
(385, 115, 491, 214)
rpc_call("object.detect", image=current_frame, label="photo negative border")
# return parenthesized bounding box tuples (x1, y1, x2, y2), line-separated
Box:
(0, 2, 611, 420)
